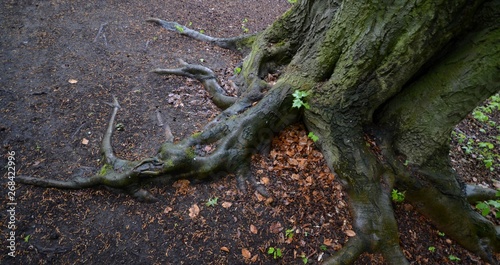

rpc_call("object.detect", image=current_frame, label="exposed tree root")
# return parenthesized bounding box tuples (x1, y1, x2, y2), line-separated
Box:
(152, 59, 237, 109)
(466, 184, 499, 203)
(18, 43, 299, 202)
(373, 128, 500, 264)
(146, 18, 256, 52)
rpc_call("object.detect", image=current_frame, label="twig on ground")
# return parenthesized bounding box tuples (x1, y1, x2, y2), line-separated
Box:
(71, 121, 87, 139)
(155, 108, 174, 142)
(93, 22, 109, 43)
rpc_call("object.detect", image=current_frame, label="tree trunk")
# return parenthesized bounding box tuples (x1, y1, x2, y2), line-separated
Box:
(18, 0, 500, 263)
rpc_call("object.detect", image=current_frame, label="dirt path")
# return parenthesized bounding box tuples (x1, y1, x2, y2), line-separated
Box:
(1, 1, 498, 264)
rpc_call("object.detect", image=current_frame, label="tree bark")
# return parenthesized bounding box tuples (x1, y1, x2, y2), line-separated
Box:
(18, 0, 500, 263)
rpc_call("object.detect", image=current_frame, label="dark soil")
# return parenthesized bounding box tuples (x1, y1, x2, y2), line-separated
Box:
(1, 1, 498, 264)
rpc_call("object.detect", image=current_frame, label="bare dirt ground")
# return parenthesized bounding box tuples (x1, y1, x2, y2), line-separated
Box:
(1, 1, 499, 264)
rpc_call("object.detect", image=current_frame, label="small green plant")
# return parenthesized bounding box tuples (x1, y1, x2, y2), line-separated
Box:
(292, 90, 311, 109)
(199, 29, 205, 34)
(449, 254, 461, 262)
(478, 142, 494, 150)
(99, 164, 113, 176)
(206, 197, 218, 207)
(476, 190, 500, 218)
(452, 93, 500, 172)
(477, 141, 497, 171)
(241, 18, 249, 33)
(115, 122, 124, 131)
(473, 110, 489, 122)
(391, 189, 405, 203)
(234, 67, 242, 75)
(438, 231, 445, 237)
(175, 24, 184, 33)
(428, 246, 436, 253)
(24, 235, 31, 243)
(285, 228, 294, 239)
(319, 245, 328, 251)
(301, 253, 308, 264)
(308, 132, 319, 142)
(267, 247, 283, 259)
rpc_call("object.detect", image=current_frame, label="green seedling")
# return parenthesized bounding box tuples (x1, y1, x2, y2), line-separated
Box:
(428, 246, 436, 253)
(449, 255, 461, 262)
(115, 123, 124, 131)
(267, 247, 283, 259)
(241, 18, 249, 33)
(301, 254, 308, 264)
(175, 25, 184, 33)
(308, 132, 319, 142)
(452, 93, 500, 172)
(206, 197, 218, 207)
(391, 189, 405, 203)
(473, 110, 489, 122)
(292, 90, 310, 109)
(476, 191, 500, 218)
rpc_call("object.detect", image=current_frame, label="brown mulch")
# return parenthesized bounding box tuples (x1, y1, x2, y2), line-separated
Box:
(1, 1, 498, 264)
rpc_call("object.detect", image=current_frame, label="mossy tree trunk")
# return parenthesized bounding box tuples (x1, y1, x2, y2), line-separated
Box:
(19, 0, 500, 263)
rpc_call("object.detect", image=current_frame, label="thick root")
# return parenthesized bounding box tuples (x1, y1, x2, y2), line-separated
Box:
(152, 59, 237, 109)
(146, 18, 256, 52)
(18, 71, 298, 200)
(101, 95, 121, 165)
(403, 179, 500, 264)
(466, 184, 499, 203)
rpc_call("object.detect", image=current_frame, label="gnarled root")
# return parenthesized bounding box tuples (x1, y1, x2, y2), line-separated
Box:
(146, 18, 256, 52)
(379, 136, 500, 264)
(324, 181, 410, 265)
(18, 61, 300, 201)
(152, 59, 237, 109)
(466, 184, 499, 203)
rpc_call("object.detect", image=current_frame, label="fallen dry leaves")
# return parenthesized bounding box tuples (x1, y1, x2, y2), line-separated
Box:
(241, 248, 251, 259)
(163, 206, 173, 214)
(173, 179, 194, 195)
(248, 124, 354, 262)
(250, 224, 258, 234)
(188, 204, 200, 219)
(345, 230, 356, 237)
(323, 238, 333, 246)
(269, 221, 283, 234)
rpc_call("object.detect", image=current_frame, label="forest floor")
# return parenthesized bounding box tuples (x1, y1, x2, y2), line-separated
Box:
(1, 1, 499, 264)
